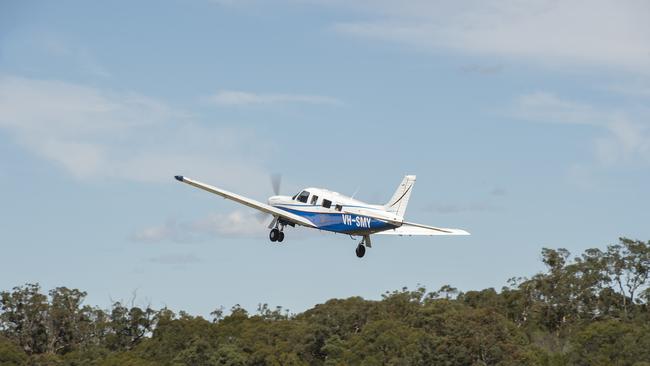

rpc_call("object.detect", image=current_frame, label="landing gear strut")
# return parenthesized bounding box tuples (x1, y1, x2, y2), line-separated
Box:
(355, 235, 371, 258)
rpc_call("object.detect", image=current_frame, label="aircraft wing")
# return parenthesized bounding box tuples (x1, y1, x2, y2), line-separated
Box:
(376, 221, 470, 236)
(174, 176, 316, 228)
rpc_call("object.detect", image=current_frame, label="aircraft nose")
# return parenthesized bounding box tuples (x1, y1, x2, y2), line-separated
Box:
(268, 195, 288, 205)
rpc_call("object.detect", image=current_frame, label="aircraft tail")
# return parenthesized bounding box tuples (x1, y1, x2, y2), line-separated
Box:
(384, 175, 416, 219)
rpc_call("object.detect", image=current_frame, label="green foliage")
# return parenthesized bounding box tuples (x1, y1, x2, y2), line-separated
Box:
(568, 320, 650, 366)
(94, 351, 157, 366)
(1, 237, 649, 365)
(0, 335, 27, 366)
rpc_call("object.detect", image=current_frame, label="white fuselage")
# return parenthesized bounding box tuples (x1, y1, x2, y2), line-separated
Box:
(268, 187, 402, 235)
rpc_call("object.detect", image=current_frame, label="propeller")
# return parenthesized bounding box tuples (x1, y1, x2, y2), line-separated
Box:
(271, 173, 282, 196)
(256, 173, 283, 224)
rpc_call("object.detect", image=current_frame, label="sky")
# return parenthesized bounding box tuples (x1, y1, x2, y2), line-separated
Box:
(1, 0, 649, 317)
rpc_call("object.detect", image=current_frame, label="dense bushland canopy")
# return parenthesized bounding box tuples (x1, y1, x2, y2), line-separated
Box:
(1, 237, 649, 365)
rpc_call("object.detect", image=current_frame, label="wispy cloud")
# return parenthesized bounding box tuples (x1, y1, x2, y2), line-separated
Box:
(424, 201, 500, 215)
(512, 91, 650, 164)
(192, 211, 269, 237)
(606, 83, 650, 99)
(330, 0, 650, 75)
(0, 75, 272, 190)
(209, 0, 248, 5)
(209, 90, 341, 106)
(489, 187, 507, 197)
(148, 253, 202, 265)
(3, 32, 111, 78)
(423, 186, 506, 214)
(132, 220, 185, 243)
(513, 92, 598, 126)
(459, 64, 503, 75)
(132, 210, 268, 243)
(42, 37, 111, 78)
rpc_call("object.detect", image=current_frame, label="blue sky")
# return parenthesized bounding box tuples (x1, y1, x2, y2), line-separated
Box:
(1, 0, 649, 316)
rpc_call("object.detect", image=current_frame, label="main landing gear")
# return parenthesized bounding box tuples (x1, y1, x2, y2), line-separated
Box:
(269, 227, 284, 242)
(355, 235, 371, 258)
(269, 217, 290, 243)
(355, 244, 366, 258)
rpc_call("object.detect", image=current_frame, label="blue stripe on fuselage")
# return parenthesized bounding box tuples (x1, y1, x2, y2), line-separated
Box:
(276, 207, 397, 234)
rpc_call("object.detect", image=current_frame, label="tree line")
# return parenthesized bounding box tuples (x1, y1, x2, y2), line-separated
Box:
(1, 237, 649, 365)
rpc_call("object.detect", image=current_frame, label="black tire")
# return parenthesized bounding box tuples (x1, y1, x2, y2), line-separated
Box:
(355, 244, 366, 258)
(277, 232, 285, 242)
(269, 228, 279, 242)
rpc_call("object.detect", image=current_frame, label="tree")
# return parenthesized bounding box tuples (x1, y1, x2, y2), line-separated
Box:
(45, 287, 91, 354)
(569, 320, 650, 366)
(104, 302, 155, 351)
(0, 284, 105, 356)
(336, 319, 430, 365)
(1, 238, 650, 365)
(0, 283, 50, 354)
(604, 238, 650, 317)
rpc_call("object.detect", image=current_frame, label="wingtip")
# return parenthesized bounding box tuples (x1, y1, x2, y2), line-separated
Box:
(174, 175, 184, 182)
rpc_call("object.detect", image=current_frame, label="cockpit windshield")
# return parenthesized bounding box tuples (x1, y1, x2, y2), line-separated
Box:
(296, 190, 310, 203)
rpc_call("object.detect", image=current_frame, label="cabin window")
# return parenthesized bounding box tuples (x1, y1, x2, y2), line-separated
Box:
(322, 199, 332, 208)
(297, 191, 310, 203)
(335, 204, 342, 211)
(310, 195, 319, 205)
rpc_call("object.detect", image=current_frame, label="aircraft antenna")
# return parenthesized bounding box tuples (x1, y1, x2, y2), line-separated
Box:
(351, 186, 360, 199)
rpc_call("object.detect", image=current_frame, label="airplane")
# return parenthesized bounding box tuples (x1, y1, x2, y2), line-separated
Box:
(174, 175, 469, 258)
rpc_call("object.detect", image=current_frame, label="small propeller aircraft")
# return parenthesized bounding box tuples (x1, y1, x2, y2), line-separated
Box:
(174, 175, 469, 258)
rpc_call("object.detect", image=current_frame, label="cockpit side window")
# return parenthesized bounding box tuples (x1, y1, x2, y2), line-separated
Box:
(310, 195, 319, 205)
(297, 191, 310, 203)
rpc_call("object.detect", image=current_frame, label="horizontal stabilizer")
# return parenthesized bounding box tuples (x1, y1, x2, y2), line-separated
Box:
(377, 221, 470, 236)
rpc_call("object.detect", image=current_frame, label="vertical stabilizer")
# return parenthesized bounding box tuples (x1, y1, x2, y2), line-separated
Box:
(384, 175, 416, 219)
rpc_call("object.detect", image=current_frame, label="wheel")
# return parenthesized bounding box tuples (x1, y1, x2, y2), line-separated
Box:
(269, 228, 279, 242)
(355, 244, 366, 258)
(277, 232, 285, 242)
